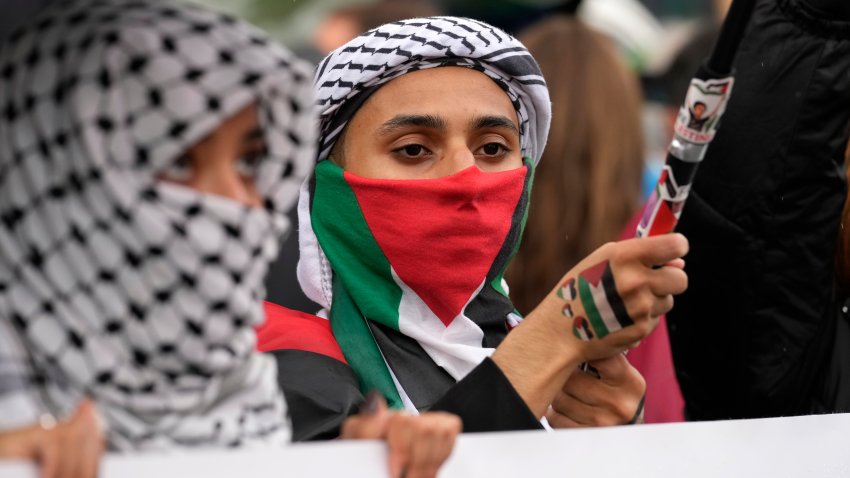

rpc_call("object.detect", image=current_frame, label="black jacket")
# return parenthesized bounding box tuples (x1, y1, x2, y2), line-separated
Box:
(668, 0, 850, 420)
(258, 304, 540, 441)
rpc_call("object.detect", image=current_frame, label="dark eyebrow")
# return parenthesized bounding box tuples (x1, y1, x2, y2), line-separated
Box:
(471, 115, 519, 136)
(243, 127, 264, 144)
(378, 114, 447, 136)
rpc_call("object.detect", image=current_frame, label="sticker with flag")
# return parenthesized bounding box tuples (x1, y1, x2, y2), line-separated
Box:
(576, 260, 634, 339)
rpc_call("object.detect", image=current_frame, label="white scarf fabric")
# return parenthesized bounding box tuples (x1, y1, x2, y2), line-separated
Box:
(0, 0, 316, 450)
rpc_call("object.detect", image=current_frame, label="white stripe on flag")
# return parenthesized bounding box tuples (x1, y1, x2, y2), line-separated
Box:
(392, 268, 492, 382)
(589, 280, 621, 333)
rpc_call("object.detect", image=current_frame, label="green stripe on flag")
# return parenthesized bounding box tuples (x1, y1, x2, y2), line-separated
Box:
(312, 160, 405, 408)
(329, 275, 404, 408)
(578, 277, 610, 338)
(312, 161, 404, 327)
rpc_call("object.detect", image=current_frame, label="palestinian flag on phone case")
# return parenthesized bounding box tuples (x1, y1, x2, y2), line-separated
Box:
(309, 159, 534, 410)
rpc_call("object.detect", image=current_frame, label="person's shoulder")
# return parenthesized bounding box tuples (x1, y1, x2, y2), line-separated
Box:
(257, 302, 347, 363)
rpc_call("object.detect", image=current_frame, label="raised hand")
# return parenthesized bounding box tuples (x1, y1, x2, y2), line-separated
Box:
(545, 233, 689, 361)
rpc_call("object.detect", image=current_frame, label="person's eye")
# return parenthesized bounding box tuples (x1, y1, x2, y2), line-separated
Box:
(236, 149, 265, 178)
(476, 142, 511, 158)
(391, 144, 433, 160)
(161, 154, 193, 182)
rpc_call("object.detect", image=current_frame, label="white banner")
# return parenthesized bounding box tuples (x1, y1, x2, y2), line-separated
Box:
(1, 413, 848, 477)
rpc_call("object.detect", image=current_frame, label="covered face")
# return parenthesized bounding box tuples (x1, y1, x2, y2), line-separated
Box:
(0, 0, 316, 449)
(297, 16, 551, 411)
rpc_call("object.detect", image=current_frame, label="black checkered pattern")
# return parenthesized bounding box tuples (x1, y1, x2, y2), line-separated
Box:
(313, 16, 551, 163)
(0, 0, 316, 449)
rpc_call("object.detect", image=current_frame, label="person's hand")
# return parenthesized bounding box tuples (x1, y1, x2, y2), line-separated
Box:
(538, 233, 689, 362)
(546, 354, 646, 427)
(340, 393, 462, 478)
(0, 400, 104, 478)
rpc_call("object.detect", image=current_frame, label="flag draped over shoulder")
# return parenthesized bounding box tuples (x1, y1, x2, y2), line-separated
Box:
(297, 17, 551, 410)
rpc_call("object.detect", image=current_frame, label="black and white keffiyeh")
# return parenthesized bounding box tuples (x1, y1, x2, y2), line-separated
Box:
(312, 16, 551, 163)
(0, 0, 316, 449)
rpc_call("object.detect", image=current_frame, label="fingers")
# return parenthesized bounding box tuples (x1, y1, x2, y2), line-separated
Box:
(647, 265, 688, 298)
(550, 392, 621, 427)
(581, 355, 627, 380)
(553, 356, 646, 428)
(408, 413, 461, 478)
(72, 401, 105, 478)
(544, 408, 583, 428)
(617, 233, 689, 267)
(0, 424, 41, 459)
(649, 295, 674, 317)
(386, 412, 462, 478)
(386, 414, 415, 478)
(37, 432, 60, 478)
(55, 427, 83, 478)
(340, 392, 389, 440)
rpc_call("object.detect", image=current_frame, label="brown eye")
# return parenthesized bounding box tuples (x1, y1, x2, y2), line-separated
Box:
(162, 153, 193, 182)
(392, 143, 432, 160)
(236, 150, 264, 178)
(403, 144, 424, 156)
(478, 143, 508, 157)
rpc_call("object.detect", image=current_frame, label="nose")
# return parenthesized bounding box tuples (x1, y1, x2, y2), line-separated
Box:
(433, 144, 475, 177)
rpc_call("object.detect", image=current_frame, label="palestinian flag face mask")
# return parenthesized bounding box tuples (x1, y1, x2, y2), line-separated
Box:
(309, 159, 534, 409)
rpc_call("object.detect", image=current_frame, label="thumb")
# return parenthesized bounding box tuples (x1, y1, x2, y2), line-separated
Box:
(341, 392, 390, 439)
(69, 399, 104, 438)
(587, 354, 629, 382)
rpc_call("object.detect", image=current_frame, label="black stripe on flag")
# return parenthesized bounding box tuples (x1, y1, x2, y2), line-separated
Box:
(601, 264, 634, 328)
(368, 320, 456, 411)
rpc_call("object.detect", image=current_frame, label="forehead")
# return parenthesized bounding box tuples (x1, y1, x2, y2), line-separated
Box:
(353, 67, 518, 127)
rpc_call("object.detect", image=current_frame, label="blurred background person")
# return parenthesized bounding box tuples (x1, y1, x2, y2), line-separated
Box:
(312, 0, 442, 56)
(507, 4, 684, 423)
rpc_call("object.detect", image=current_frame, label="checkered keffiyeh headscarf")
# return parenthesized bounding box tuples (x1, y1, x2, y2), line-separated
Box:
(0, 0, 316, 449)
(297, 17, 550, 410)
(312, 16, 551, 163)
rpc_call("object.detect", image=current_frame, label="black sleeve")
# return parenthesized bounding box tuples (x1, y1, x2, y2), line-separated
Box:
(271, 349, 363, 442)
(430, 357, 542, 432)
(276, 351, 540, 440)
(667, 0, 850, 420)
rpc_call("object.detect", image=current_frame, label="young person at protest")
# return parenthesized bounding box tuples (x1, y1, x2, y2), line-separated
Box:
(260, 16, 689, 439)
(0, 2, 461, 477)
(667, 0, 850, 420)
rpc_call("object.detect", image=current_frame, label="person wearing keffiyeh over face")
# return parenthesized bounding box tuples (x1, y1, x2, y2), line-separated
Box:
(259, 16, 689, 439)
(0, 1, 462, 477)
